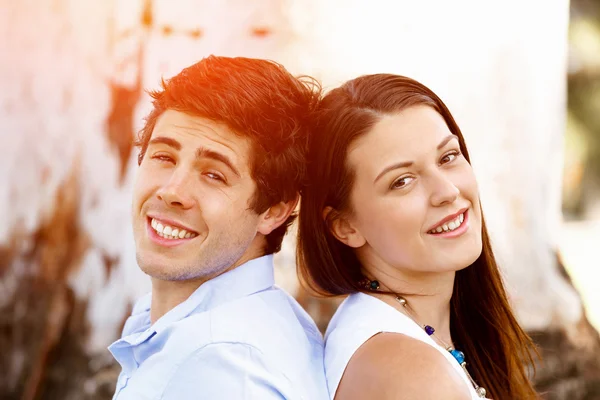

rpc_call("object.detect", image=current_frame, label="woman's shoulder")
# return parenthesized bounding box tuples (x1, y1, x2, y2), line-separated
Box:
(334, 332, 472, 400)
(324, 293, 390, 396)
(324, 293, 459, 398)
(325, 292, 428, 343)
(324, 293, 384, 361)
(325, 293, 377, 333)
(325, 293, 398, 356)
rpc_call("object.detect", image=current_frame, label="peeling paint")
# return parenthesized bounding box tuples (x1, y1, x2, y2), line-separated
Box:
(105, 80, 141, 183)
(1, 0, 597, 398)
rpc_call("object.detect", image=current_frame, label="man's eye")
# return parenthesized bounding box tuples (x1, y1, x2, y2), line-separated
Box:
(151, 154, 174, 163)
(205, 172, 225, 183)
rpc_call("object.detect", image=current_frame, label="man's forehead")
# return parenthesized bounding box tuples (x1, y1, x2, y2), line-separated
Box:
(152, 110, 250, 153)
(149, 110, 259, 178)
(154, 110, 226, 136)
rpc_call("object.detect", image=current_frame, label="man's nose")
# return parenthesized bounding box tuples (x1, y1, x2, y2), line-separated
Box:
(156, 169, 195, 209)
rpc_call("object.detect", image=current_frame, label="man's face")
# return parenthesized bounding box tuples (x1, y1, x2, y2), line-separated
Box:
(132, 110, 267, 282)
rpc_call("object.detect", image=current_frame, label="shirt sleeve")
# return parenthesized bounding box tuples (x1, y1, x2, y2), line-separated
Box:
(160, 342, 292, 400)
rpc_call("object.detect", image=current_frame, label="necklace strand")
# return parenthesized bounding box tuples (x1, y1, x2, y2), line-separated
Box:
(394, 296, 487, 398)
(360, 279, 487, 398)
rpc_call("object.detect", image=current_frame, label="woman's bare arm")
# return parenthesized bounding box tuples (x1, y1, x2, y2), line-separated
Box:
(335, 333, 472, 400)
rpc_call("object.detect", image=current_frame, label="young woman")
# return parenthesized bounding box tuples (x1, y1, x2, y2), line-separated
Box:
(297, 74, 538, 399)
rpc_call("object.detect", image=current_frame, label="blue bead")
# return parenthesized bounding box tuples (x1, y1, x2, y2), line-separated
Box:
(424, 325, 435, 336)
(450, 349, 465, 364)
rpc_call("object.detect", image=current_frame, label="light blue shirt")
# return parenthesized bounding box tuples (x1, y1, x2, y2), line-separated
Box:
(109, 255, 328, 399)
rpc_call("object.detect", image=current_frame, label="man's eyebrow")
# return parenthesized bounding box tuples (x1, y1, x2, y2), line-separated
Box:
(148, 136, 181, 150)
(147, 137, 241, 178)
(196, 147, 240, 178)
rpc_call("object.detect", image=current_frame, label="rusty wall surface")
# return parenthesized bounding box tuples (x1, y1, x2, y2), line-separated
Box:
(1, 0, 598, 399)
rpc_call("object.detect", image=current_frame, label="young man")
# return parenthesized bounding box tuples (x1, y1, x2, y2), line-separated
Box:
(108, 56, 328, 399)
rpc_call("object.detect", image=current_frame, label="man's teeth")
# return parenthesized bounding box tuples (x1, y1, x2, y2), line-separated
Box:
(151, 218, 196, 240)
(430, 213, 464, 234)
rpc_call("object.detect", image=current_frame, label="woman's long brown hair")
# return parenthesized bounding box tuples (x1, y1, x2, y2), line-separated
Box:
(297, 74, 538, 399)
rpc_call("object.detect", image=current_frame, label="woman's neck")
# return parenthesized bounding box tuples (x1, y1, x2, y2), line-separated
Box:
(368, 269, 456, 346)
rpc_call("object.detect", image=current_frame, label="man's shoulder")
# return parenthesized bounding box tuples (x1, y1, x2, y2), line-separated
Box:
(208, 287, 308, 328)
(128, 290, 327, 399)
(150, 287, 317, 352)
(205, 287, 323, 355)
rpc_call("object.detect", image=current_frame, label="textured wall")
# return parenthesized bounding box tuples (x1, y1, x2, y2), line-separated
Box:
(1, 0, 598, 399)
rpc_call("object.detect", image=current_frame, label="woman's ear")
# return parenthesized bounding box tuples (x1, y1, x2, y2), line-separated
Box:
(323, 206, 366, 248)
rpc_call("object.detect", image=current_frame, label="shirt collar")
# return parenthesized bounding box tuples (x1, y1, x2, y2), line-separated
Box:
(136, 254, 275, 336)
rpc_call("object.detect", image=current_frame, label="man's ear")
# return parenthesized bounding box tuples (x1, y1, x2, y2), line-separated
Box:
(257, 194, 300, 235)
(323, 206, 366, 248)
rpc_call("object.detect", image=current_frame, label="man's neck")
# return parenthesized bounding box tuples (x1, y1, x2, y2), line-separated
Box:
(150, 277, 207, 324)
(148, 248, 266, 324)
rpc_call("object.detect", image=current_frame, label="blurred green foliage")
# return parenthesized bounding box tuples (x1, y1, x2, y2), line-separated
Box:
(565, 0, 600, 218)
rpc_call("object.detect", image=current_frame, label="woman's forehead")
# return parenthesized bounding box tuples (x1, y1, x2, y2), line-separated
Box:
(347, 107, 453, 173)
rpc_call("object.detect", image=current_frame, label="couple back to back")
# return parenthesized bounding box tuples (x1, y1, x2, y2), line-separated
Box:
(110, 56, 538, 400)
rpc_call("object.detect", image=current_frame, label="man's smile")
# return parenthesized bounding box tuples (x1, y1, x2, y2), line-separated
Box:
(146, 216, 199, 247)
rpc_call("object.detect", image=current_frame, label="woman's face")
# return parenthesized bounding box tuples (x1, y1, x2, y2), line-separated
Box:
(339, 105, 483, 276)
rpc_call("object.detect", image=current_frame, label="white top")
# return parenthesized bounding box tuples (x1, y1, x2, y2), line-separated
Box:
(324, 292, 483, 399)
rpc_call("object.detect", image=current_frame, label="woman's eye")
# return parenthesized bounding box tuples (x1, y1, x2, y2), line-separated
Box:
(440, 150, 461, 164)
(390, 176, 413, 190)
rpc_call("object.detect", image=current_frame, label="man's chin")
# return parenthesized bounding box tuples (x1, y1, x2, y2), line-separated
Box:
(140, 265, 199, 282)
(137, 254, 199, 282)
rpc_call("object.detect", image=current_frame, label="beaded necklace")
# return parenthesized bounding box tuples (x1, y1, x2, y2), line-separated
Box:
(362, 279, 487, 398)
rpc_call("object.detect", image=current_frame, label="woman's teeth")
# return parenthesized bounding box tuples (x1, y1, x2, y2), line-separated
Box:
(429, 212, 465, 234)
(151, 218, 197, 240)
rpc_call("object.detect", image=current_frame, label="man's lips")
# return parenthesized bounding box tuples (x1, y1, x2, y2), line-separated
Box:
(147, 214, 197, 234)
(146, 217, 199, 247)
(147, 215, 199, 243)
